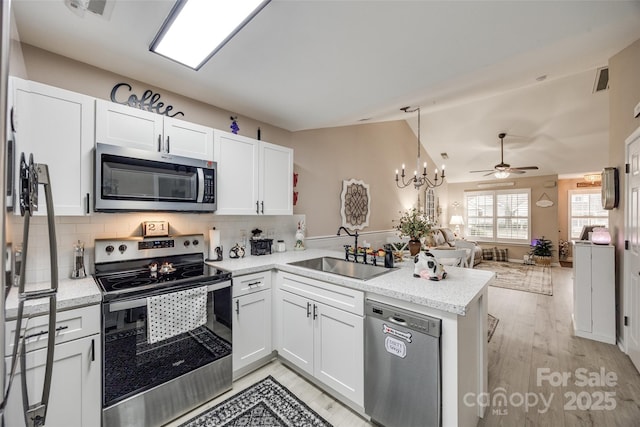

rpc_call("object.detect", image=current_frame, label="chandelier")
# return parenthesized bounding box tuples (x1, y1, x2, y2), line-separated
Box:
(395, 107, 446, 189)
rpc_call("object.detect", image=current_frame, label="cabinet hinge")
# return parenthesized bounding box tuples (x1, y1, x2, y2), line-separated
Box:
(626, 163, 631, 174)
(625, 240, 630, 250)
(624, 316, 629, 327)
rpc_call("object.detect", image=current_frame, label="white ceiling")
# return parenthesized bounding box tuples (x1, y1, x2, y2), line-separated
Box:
(10, 0, 640, 183)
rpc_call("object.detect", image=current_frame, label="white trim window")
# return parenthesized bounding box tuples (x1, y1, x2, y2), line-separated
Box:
(464, 189, 531, 243)
(568, 189, 608, 239)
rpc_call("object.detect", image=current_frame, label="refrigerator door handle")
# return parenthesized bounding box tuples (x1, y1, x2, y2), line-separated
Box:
(7, 155, 59, 427)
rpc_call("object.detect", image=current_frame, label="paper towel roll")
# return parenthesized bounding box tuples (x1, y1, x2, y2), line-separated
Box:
(208, 228, 221, 260)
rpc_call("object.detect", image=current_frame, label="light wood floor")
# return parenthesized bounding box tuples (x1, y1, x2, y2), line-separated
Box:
(166, 266, 640, 427)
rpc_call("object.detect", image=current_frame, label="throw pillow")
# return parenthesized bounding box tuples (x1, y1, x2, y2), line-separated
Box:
(440, 228, 456, 244)
(433, 230, 447, 247)
(482, 248, 494, 260)
(493, 247, 509, 262)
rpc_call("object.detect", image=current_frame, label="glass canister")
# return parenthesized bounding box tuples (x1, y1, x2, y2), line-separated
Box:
(71, 240, 87, 279)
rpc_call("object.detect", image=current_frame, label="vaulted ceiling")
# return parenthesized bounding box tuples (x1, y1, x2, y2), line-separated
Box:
(11, 0, 640, 182)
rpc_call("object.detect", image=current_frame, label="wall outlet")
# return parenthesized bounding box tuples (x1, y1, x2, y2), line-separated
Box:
(634, 100, 640, 118)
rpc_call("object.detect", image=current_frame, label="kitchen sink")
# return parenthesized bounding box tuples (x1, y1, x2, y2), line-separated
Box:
(288, 257, 395, 281)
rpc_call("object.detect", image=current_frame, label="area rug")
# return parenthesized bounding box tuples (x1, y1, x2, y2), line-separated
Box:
(475, 261, 553, 296)
(488, 314, 499, 343)
(178, 375, 332, 427)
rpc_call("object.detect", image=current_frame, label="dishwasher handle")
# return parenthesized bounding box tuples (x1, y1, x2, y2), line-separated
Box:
(388, 316, 407, 326)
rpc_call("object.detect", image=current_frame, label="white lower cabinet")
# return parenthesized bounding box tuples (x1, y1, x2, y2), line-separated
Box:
(4, 305, 101, 427)
(232, 271, 273, 376)
(276, 272, 364, 407)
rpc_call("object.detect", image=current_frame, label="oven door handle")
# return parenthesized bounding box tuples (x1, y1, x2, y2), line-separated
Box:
(107, 280, 231, 312)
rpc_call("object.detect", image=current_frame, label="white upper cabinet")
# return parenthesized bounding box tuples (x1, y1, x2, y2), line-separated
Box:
(260, 141, 294, 215)
(9, 77, 94, 216)
(214, 130, 293, 215)
(163, 116, 214, 160)
(95, 100, 213, 161)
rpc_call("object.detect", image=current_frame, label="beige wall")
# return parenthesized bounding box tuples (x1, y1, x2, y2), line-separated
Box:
(448, 175, 559, 262)
(17, 43, 292, 146)
(609, 38, 640, 338)
(290, 121, 437, 237)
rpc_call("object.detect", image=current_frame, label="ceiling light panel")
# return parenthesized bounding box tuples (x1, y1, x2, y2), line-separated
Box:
(150, 0, 270, 70)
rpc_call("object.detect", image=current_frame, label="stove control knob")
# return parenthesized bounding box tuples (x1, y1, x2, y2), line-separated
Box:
(105, 245, 114, 254)
(118, 244, 127, 254)
(183, 240, 190, 247)
(192, 239, 199, 246)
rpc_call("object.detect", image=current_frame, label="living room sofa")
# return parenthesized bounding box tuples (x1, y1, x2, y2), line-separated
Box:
(429, 227, 483, 267)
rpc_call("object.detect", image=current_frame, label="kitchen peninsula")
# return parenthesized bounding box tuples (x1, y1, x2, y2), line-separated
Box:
(208, 249, 493, 427)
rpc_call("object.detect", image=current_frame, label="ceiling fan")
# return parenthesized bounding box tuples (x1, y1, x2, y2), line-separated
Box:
(470, 133, 539, 178)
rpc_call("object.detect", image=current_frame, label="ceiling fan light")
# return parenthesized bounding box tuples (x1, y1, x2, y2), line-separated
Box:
(494, 171, 510, 179)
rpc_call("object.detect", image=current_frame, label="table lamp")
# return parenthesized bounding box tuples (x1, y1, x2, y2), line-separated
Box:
(450, 215, 464, 236)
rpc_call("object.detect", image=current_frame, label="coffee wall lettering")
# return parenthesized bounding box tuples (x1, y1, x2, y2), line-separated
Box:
(110, 83, 185, 117)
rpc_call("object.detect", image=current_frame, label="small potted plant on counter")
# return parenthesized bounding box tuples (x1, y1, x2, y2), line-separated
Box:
(394, 208, 433, 256)
(530, 236, 553, 266)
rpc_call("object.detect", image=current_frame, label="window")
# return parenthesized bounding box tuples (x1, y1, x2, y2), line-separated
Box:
(569, 190, 608, 239)
(465, 189, 531, 243)
(425, 189, 436, 222)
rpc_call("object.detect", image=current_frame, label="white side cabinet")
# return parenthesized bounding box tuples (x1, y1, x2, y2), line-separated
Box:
(4, 305, 101, 427)
(572, 242, 616, 344)
(275, 272, 364, 406)
(232, 271, 272, 377)
(213, 130, 293, 215)
(95, 99, 214, 161)
(9, 77, 94, 215)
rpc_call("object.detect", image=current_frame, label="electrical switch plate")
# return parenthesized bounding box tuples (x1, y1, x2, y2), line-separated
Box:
(634, 101, 640, 118)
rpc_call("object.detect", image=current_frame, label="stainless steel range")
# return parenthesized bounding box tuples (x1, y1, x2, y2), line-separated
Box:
(93, 234, 232, 427)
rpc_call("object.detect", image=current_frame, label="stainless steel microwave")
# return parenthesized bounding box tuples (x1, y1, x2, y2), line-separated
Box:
(94, 143, 216, 212)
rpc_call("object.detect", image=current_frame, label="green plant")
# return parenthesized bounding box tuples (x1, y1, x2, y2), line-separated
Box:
(394, 208, 433, 240)
(531, 236, 554, 257)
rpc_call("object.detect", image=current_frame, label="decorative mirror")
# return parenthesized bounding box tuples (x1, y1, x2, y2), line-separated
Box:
(340, 179, 370, 230)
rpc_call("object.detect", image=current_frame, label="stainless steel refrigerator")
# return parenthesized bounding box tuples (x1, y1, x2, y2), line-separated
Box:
(1, 2, 60, 426)
(0, 1, 11, 425)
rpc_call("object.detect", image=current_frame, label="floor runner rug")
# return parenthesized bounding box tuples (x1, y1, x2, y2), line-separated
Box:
(475, 261, 553, 296)
(178, 375, 332, 427)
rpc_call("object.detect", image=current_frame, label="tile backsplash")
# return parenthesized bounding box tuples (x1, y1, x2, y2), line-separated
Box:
(9, 212, 306, 284)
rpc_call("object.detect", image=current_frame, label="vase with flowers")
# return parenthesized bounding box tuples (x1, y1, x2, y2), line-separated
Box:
(394, 208, 433, 256)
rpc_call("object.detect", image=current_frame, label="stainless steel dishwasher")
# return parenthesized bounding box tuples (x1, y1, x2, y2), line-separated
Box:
(364, 299, 441, 427)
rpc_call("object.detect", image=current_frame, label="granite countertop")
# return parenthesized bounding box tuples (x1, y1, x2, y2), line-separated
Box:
(207, 249, 494, 316)
(4, 249, 493, 319)
(5, 277, 102, 320)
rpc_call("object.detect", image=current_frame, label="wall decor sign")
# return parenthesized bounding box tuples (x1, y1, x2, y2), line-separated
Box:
(110, 83, 185, 117)
(340, 179, 370, 230)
